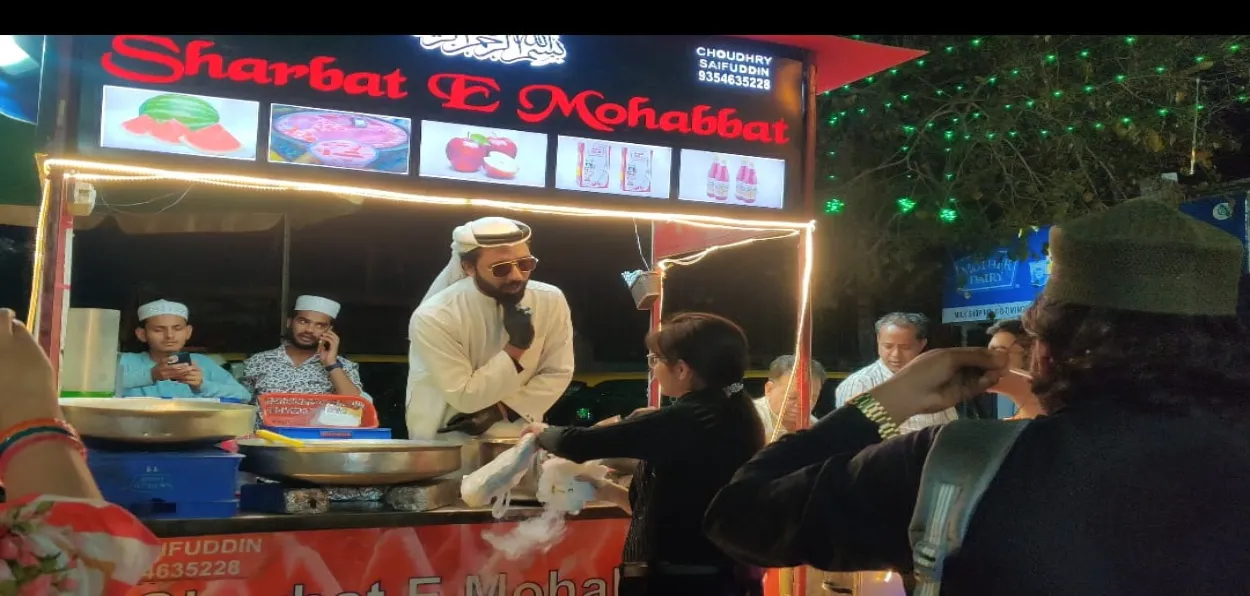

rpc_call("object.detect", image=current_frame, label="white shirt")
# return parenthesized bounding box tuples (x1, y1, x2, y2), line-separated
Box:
(405, 277, 575, 441)
(835, 359, 958, 434)
(753, 397, 818, 443)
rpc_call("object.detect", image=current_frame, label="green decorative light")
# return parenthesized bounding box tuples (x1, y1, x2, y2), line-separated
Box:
(1078, 49, 1091, 58)
(576, 407, 592, 420)
(1045, 54, 1058, 63)
(1157, 108, 1170, 116)
(1154, 65, 1167, 73)
(1125, 36, 1137, 45)
(938, 207, 958, 223)
(1083, 85, 1095, 93)
(896, 197, 917, 213)
(824, 198, 845, 214)
(971, 38, 983, 48)
(1230, 44, 1242, 52)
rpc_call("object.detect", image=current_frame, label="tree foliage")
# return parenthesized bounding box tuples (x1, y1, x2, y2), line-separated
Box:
(815, 35, 1250, 306)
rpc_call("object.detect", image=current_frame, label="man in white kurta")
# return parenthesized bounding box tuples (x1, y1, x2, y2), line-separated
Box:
(406, 217, 575, 472)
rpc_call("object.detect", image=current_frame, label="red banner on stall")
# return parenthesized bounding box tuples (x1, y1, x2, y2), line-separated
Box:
(652, 222, 777, 260)
(131, 517, 628, 596)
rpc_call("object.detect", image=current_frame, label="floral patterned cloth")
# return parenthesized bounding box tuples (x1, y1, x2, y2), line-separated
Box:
(0, 495, 159, 595)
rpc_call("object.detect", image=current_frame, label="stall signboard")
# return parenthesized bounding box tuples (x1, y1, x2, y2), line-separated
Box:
(132, 517, 629, 596)
(63, 35, 809, 218)
(1179, 194, 1249, 272)
(941, 227, 1051, 324)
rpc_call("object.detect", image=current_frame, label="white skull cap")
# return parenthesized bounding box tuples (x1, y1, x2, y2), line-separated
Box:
(137, 299, 189, 322)
(294, 295, 341, 319)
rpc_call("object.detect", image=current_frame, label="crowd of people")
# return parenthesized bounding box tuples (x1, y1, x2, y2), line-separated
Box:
(3, 197, 1248, 595)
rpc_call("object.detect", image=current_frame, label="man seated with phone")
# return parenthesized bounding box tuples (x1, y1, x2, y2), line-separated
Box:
(117, 299, 250, 401)
(241, 295, 369, 400)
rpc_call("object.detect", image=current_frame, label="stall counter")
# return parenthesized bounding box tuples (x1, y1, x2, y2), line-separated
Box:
(133, 503, 630, 596)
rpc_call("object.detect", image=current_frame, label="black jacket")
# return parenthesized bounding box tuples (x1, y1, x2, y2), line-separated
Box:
(704, 401, 1250, 595)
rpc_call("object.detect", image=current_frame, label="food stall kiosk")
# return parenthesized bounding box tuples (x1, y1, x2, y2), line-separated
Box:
(21, 34, 921, 596)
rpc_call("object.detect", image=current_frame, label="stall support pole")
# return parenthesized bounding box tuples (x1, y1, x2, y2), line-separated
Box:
(648, 229, 662, 408)
(33, 173, 72, 374)
(279, 214, 292, 334)
(789, 59, 822, 596)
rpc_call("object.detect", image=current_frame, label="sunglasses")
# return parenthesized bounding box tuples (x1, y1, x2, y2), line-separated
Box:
(489, 256, 539, 278)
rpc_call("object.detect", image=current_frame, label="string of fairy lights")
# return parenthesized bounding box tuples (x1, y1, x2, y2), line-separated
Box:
(819, 35, 1250, 220)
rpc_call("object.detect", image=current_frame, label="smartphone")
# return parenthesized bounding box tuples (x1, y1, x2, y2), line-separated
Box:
(168, 352, 192, 366)
(320, 326, 334, 350)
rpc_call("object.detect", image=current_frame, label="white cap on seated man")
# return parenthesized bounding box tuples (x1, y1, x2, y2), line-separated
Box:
(406, 216, 575, 471)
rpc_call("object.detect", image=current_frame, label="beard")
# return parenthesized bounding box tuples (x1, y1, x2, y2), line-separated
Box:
(473, 274, 527, 306)
(284, 328, 319, 350)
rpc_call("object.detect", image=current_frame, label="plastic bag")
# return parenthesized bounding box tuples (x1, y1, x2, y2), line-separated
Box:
(482, 456, 611, 561)
(460, 435, 538, 519)
(536, 457, 609, 515)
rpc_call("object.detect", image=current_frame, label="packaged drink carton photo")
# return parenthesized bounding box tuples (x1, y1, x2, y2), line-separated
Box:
(576, 141, 611, 189)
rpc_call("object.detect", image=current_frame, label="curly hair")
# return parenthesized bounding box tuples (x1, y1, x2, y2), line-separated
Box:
(1022, 294, 1250, 419)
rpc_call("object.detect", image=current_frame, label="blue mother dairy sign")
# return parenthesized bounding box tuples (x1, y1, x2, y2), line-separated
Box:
(942, 227, 1051, 323)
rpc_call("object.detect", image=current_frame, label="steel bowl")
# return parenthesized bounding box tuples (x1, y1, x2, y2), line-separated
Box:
(59, 398, 257, 444)
(237, 439, 462, 486)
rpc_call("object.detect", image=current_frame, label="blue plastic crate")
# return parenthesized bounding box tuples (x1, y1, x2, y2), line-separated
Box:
(122, 499, 239, 520)
(88, 448, 244, 506)
(262, 426, 391, 440)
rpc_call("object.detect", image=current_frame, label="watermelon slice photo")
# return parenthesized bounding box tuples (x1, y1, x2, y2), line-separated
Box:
(183, 123, 243, 154)
(106, 88, 254, 158)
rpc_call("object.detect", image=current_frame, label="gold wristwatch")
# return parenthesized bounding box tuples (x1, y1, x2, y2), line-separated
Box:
(848, 393, 902, 440)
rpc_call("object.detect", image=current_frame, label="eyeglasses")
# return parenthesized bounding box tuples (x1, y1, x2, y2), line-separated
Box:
(489, 256, 539, 278)
(646, 353, 662, 369)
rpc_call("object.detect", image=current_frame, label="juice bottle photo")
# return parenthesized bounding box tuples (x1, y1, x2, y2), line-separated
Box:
(713, 156, 730, 200)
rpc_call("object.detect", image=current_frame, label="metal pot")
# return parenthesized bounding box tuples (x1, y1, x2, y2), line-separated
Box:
(59, 398, 257, 444)
(478, 438, 540, 499)
(237, 439, 462, 486)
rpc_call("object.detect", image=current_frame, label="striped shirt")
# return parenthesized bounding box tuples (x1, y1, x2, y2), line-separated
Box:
(834, 359, 958, 433)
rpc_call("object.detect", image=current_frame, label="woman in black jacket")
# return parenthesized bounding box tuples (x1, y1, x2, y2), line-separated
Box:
(523, 312, 765, 595)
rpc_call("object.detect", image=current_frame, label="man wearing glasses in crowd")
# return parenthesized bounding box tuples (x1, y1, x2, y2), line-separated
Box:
(405, 217, 574, 473)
